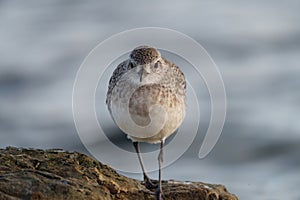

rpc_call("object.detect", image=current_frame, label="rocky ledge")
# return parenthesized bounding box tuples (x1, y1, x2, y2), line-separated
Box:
(0, 147, 238, 200)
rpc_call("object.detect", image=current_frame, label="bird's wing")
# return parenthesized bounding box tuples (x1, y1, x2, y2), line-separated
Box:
(106, 59, 135, 106)
(162, 57, 186, 99)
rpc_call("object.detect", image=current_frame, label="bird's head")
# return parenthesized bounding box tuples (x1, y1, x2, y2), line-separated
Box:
(130, 45, 164, 82)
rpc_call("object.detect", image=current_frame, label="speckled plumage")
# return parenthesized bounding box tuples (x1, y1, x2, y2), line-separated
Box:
(106, 46, 186, 143)
(106, 46, 186, 199)
(130, 46, 161, 65)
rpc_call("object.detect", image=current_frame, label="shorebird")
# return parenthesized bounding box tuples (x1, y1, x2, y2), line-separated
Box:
(106, 45, 186, 199)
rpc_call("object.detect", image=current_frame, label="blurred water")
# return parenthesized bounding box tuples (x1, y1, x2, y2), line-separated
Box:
(1, 1, 300, 199)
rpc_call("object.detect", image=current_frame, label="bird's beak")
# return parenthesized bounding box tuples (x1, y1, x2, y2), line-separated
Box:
(138, 65, 151, 82)
(138, 67, 143, 82)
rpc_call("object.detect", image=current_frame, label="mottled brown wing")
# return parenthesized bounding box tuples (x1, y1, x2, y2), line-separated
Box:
(162, 57, 186, 99)
(106, 59, 135, 106)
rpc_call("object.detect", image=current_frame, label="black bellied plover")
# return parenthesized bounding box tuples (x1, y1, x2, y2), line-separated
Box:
(106, 45, 186, 200)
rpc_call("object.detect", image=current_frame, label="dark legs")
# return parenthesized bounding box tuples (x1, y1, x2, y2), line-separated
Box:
(133, 141, 164, 200)
(156, 140, 164, 200)
(133, 142, 156, 189)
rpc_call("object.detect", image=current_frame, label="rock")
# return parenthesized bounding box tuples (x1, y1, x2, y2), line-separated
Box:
(0, 147, 238, 200)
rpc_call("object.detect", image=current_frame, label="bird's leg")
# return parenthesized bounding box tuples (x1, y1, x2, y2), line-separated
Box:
(133, 142, 156, 189)
(156, 140, 164, 200)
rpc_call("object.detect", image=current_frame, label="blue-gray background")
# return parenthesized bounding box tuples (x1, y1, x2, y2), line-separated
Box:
(1, 1, 300, 199)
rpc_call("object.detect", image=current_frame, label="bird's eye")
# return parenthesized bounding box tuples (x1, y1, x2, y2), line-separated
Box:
(154, 62, 159, 69)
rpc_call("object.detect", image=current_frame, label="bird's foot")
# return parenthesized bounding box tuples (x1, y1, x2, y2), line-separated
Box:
(142, 176, 157, 190)
(155, 187, 164, 200)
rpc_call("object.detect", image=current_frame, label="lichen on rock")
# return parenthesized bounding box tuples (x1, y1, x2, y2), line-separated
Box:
(0, 147, 238, 200)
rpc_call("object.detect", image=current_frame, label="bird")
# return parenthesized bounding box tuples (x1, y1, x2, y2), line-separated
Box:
(106, 45, 186, 199)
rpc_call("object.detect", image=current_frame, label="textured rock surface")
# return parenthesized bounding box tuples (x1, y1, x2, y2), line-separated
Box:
(0, 147, 238, 200)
